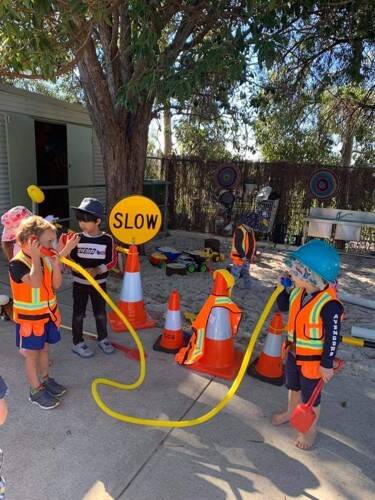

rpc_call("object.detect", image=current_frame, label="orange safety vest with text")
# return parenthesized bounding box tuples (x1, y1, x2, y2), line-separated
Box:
(175, 295, 242, 365)
(286, 287, 342, 379)
(230, 225, 256, 266)
(10, 251, 61, 337)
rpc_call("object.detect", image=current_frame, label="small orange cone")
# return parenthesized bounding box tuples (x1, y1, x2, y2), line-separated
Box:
(248, 312, 284, 386)
(153, 290, 188, 354)
(108, 245, 156, 332)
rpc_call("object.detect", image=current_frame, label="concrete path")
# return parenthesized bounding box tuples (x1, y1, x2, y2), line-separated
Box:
(0, 259, 374, 500)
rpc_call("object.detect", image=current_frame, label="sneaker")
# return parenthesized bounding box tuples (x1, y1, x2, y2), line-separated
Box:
(43, 377, 67, 398)
(98, 338, 115, 355)
(29, 387, 60, 410)
(72, 342, 94, 358)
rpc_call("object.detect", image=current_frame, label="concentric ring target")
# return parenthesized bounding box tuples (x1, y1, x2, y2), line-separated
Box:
(213, 164, 241, 190)
(218, 190, 235, 209)
(309, 169, 338, 199)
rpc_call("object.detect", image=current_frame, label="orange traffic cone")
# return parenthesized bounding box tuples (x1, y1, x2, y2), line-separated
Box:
(108, 245, 156, 332)
(153, 290, 188, 354)
(247, 312, 284, 386)
(178, 272, 243, 380)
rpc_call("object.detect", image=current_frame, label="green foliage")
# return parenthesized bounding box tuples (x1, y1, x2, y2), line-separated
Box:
(254, 77, 374, 165)
(1, 74, 83, 103)
(0, 1, 255, 111)
(255, 1, 374, 89)
(175, 118, 232, 161)
(2, 2, 374, 109)
(1, 1, 373, 172)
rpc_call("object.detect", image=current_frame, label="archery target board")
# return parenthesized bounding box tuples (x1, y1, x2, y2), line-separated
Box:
(309, 169, 339, 199)
(213, 164, 241, 190)
(218, 190, 236, 208)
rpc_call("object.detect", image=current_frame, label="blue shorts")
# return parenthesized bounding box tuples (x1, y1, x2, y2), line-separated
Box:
(16, 321, 61, 351)
(285, 352, 321, 407)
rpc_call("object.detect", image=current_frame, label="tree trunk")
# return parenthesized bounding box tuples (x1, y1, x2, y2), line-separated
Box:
(163, 108, 172, 157)
(166, 158, 177, 227)
(341, 128, 354, 167)
(98, 105, 152, 210)
(77, 47, 154, 212)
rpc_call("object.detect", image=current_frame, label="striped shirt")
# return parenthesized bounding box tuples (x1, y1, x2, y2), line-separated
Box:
(69, 232, 117, 285)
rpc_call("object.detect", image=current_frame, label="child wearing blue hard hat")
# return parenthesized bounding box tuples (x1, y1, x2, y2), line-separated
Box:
(273, 239, 343, 450)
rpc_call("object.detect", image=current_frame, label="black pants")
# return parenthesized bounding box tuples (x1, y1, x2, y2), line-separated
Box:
(72, 282, 108, 345)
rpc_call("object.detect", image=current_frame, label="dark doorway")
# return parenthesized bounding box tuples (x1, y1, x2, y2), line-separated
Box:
(35, 121, 69, 220)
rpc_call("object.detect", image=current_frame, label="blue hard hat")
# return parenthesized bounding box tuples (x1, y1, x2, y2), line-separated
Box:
(291, 239, 340, 282)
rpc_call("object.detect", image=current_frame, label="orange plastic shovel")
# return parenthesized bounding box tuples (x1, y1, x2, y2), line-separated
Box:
(290, 358, 344, 433)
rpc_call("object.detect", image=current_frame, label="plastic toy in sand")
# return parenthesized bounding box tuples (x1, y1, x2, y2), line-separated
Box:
(149, 252, 168, 268)
(176, 254, 208, 273)
(151, 247, 209, 275)
(189, 248, 225, 263)
(165, 263, 187, 276)
(155, 246, 182, 262)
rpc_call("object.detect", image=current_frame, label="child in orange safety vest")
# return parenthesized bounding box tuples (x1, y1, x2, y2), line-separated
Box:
(230, 212, 259, 289)
(272, 239, 343, 450)
(8, 216, 78, 410)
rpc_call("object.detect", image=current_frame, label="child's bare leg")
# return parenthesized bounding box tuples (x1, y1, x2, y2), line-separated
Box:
(39, 344, 49, 380)
(272, 389, 301, 425)
(295, 406, 320, 450)
(24, 350, 42, 389)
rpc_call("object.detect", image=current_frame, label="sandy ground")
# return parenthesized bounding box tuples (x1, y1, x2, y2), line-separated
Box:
(0, 229, 374, 500)
(122, 230, 375, 382)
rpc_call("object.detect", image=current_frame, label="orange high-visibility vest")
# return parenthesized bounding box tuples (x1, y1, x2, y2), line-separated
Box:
(286, 287, 341, 379)
(230, 225, 256, 266)
(175, 294, 242, 365)
(10, 251, 61, 337)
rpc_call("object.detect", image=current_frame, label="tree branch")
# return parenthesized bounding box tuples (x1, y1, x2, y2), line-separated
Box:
(119, 2, 133, 87)
(78, 37, 116, 126)
(97, 15, 120, 106)
(162, 1, 211, 62)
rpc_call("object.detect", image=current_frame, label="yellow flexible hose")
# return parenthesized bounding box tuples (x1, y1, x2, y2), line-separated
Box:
(60, 255, 282, 427)
(60, 256, 146, 390)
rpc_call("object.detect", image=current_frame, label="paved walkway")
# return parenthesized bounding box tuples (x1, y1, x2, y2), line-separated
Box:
(0, 257, 374, 499)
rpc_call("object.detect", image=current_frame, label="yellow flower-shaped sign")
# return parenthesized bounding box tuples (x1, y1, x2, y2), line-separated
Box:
(109, 195, 162, 245)
(27, 185, 45, 204)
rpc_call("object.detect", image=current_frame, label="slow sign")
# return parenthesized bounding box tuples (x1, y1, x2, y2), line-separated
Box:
(109, 195, 162, 245)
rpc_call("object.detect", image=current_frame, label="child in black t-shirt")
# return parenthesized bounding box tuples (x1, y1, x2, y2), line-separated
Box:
(63, 198, 117, 358)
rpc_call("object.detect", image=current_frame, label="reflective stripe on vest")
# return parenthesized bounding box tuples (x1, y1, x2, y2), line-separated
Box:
(10, 250, 60, 335)
(10, 252, 57, 310)
(287, 288, 335, 351)
(189, 327, 205, 362)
